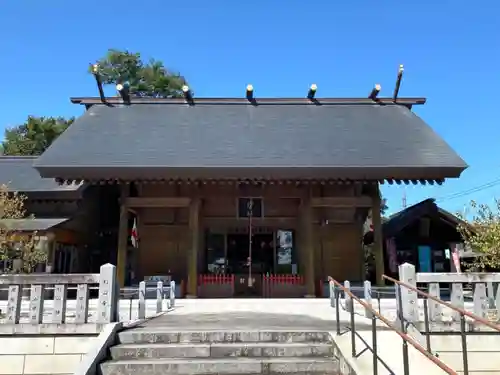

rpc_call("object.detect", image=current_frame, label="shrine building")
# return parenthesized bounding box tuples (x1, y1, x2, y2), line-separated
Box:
(31, 84, 467, 297)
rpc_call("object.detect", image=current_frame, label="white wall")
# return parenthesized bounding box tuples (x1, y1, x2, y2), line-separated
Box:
(0, 335, 97, 375)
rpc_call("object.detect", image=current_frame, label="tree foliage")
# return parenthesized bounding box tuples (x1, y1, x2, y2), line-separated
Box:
(0, 185, 47, 273)
(2, 116, 74, 156)
(91, 49, 188, 98)
(457, 200, 500, 271)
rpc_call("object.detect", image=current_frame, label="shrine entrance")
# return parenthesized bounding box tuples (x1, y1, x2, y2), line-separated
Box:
(227, 233, 274, 297)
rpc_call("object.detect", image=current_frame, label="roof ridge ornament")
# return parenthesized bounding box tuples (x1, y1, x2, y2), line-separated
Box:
(90, 63, 107, 106)
(246, 84, 254, 101)
(369, 84, 381, 101)
(307, 84, 317, 100)
(116, 81, 131, 105)
(182, 85, 194, 104)
(393, 64, 404, 102)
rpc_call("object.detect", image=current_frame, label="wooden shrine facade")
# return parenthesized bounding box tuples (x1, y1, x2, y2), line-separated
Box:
(106, 178, 383, 297)
(33, 95, 468, 297)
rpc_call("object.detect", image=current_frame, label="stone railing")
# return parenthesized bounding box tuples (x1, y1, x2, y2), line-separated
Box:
(135, 280, 176, 319)
(328, 279, 374, 317)
(0, 263, 118, 327)
(396, 262, 500, 329)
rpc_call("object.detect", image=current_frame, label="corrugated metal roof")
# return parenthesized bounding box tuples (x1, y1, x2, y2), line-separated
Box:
(0, 218, 69, 231)
(0, 156, 82, 192)
(34, 102, 467, 180)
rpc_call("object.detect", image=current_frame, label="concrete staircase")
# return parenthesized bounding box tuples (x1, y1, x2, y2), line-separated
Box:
(100, 328, 340, 374)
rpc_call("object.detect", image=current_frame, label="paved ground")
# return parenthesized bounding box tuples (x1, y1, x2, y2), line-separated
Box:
(141, 299, 355, 330)
(141, 311, 340, 330)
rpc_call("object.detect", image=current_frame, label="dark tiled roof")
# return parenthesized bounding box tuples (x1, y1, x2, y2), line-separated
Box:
(364, 198, 468, 244)
(34, 100, 468, 180)
(0, 218, 69, 231)
(0, 156, 82, 192)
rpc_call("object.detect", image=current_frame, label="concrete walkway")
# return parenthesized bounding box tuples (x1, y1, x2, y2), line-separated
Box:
(133, 299, 404, 337)
(126, 299, 458, 375)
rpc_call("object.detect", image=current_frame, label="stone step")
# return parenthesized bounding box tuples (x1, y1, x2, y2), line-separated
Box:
(100, 357, 340, 375)
(110, 342, 334, 359)
(118, 329, 332, 344)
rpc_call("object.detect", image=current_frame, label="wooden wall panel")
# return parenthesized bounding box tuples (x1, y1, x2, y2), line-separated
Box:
(140, 184, 177, 197)
(139, 208, 176, 225)
(264, 198, 299, 217)
(137, 225, 188, 281)
(203, 197, 236, 217)
(316, 223, 364, 282)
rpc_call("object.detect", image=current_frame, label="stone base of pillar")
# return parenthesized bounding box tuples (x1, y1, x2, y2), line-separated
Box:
(304, 294, 316, 298)
(186, 294, 198, 299)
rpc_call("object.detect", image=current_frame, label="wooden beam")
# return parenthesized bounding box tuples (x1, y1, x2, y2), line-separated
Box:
(116, 185, 130, 287)
(311, 196, 372, 208)
(127, 207, 138, 215)
(71, 96, 427, 106)
(125, 197, 191, 208)
(187, 195, 201, 297)
(371, 186, 384, 286)
(301, 188, 316, 297)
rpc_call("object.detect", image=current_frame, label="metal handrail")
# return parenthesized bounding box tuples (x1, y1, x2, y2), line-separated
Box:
(383, 274, 500, 375)
(328, 276, 457, 375)
(382, 274, 500, 332)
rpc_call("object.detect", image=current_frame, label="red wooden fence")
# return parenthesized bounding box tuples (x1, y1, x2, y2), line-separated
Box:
(198, 274, 235, 297)
(262, 274, 306, 298)
(195, 274, 308, 298)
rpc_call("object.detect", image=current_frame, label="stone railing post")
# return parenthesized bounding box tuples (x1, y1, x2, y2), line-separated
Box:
(52, 284, 68, 324)
(170, 280, 176, 308)
(473, 283, 488, 318)
(428, 282, 442, 322)
(75, 283, 90, 324)
(156, 281, 163, 314)
(97, 263, 118, 323)
(344, 280, 352, 313)
(450, 282, 464, 322)
(397, 263, 418, 323)
(329, 280, 335, 308)
(6, 285, 22, 324)
(29, 284, 45, 324)
(364, 280, 373, 318)
(138, 281, 146, 319)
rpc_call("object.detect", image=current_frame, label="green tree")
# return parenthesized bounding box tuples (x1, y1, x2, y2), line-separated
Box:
(91, 49, 188, 98)
(2, 116, 74, 156)
(0, 185, 47, 274)
(457, 200, 500, 271)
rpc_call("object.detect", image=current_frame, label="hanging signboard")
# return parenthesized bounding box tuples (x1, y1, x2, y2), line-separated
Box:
(277, 230, 293, 265)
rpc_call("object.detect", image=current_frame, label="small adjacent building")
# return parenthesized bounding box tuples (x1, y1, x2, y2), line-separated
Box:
(0, 156, 84, 273)
(364, 198, 473, 279)
(28, 95, 467, 297)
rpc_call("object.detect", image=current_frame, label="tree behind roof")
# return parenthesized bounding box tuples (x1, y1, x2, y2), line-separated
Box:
(91, 49, 188, 98)
(2, 116, 74, 156)
(457, 199, 500, 271)
(0, 185, 47, 273)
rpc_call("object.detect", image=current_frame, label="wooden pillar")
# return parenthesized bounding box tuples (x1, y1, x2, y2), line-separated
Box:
(116, 185, 129, 287)
(187, 195, 201, 297)
(372, 184, 385, 286)
(301, 189, 315, 297)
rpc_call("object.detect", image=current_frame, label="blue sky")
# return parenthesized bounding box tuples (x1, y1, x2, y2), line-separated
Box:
(1, 0, 498, 216)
